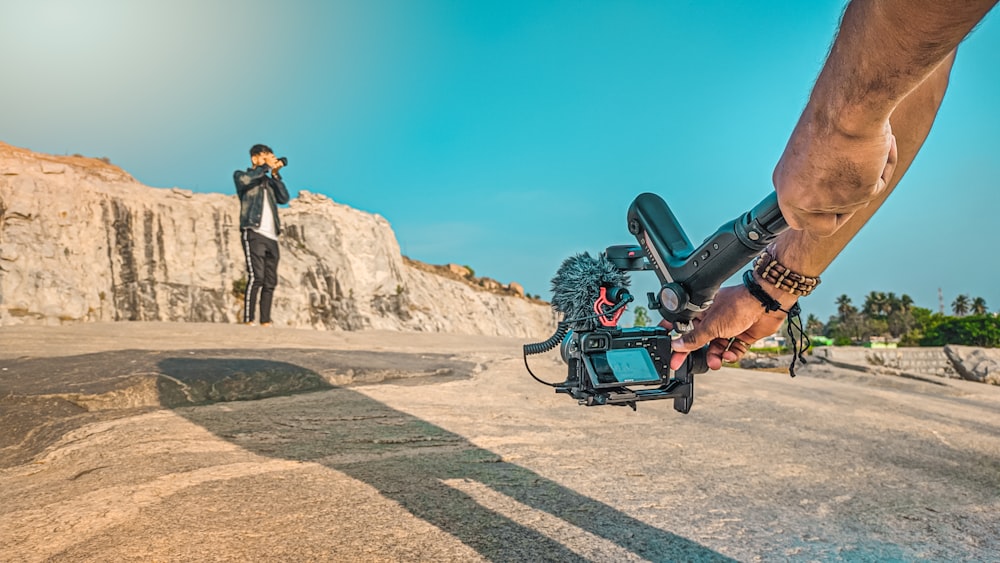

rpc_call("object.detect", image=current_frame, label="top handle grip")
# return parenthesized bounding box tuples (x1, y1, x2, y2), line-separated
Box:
(627, 192, 788, 329)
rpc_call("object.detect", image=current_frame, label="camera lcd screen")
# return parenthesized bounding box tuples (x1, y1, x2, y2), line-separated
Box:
(588, 348, 662, 388)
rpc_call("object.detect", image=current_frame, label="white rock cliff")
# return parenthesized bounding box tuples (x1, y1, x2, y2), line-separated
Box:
(0, 143, 556, 337)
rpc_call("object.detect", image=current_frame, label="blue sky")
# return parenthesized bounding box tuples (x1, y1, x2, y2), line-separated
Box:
(2, 1, 998, 322)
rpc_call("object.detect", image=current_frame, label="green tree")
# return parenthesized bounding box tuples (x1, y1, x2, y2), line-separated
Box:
(972, 296, 988, 315)
(921, 315, 1000, 347)
(805, 313, 824, 335)
(886, 292, 904, 315)
(827, 309, 866, 344)
(835, 294, 856, 321)
(863, 291, 889, 319)
(886, 309, 914, 338)
(900, 306, 945, 346)
(952, 294, 970, 317)
(879, 292, 916, 338)
(854, 291, 901, 338)
(632, 306, 651, 327)
(900, 294, 914, 313)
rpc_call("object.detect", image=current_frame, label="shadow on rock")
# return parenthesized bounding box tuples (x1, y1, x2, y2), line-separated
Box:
(161, 356, 734, 562)
(156, 356, 330, 406)
(0, 348, 467, 468)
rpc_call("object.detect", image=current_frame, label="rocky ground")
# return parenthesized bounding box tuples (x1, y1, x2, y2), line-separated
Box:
(2, 322, 999, 562)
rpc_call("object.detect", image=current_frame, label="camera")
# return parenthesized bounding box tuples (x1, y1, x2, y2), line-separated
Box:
(522, 244, 708, 412)
(524, 190, 788, 413)
(558, 323, 706, 412)
(277, 156, 288, 167)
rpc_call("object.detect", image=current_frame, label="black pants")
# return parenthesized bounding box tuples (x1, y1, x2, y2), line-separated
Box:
(241, 229, 280, 323)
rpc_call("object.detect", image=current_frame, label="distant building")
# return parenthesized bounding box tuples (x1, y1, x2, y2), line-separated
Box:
(753, 333, 786, 349)
(864, 336, 898, 349)
(753, 331, 832, 349)
(811, 335, 834, 347)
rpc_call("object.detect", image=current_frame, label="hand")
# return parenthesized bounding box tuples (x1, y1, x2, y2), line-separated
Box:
(667, 284, 787, 371)
(269, 156, 284, 170)
(773, 114, 898, 237)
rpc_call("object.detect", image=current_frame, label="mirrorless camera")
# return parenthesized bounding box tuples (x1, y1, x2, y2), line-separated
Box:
(523, 191, 788, 413)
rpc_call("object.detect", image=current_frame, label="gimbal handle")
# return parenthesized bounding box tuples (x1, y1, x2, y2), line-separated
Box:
(625, 191, 788, 331)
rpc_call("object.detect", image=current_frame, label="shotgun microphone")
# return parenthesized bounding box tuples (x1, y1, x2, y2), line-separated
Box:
(550, 252, 633, 332)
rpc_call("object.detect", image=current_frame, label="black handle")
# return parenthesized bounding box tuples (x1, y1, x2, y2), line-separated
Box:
(627, 192, 788, 328)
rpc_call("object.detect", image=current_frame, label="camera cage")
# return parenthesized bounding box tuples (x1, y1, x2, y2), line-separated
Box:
(523, 245, 705, 413)
(524, 191, 787, 413)
(558, 323, 700, 413)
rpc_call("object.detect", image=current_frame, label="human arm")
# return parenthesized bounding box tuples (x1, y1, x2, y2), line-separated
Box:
(269, 176, 290, 205)
(234, 163, 289, 204)
(261, 154, 290, 204)
(234, 166, 271, 198)
(671, 49, 957, 371)
(774, 0, 996, 237)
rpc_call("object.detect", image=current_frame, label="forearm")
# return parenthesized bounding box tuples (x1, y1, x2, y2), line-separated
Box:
(766, 50, 957, 306)
(813, 0, 993, 135)
(672, 41, 966, 364)
(270, 177, 290, 205)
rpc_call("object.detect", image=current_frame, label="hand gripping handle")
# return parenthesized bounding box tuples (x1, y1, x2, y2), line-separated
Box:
(627, 191, 788, 329)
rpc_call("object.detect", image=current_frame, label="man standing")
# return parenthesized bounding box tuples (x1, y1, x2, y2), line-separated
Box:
(234, 144, 290, 326)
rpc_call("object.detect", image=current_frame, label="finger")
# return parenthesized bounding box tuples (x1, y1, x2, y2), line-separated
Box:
(722, 348, 743, 363)
(671, 324, 715, 353)
(672, 345, 726, 371)
(881, 133, 898, 185)
(721, 338, 748, 362)
(669, 350, 690, 371)
(705, 339, 729, 370)
(786, 209, 839, 237)
(834, 211, 856, 231)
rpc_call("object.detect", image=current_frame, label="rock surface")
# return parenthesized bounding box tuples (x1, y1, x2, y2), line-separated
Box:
(944, 344, 1000, 385)
(2, 322, 1000, 561)
(813, 346, 959, 379)
(0, 142, 555, 337)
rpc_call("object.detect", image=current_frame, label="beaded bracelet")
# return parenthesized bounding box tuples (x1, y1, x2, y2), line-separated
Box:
(753, 246, 821, 297)
(742, 270, 810, 378)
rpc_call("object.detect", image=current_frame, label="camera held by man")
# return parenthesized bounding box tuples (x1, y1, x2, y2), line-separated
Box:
(523, 191, 789, 413)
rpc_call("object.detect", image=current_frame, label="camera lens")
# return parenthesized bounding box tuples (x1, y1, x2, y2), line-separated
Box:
(278, 157, 288, 166)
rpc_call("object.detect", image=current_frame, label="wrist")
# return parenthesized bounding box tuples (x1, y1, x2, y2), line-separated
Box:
(803, 88, 891, 144)
(748, 270, 799, 313)
(755, 245, 820, 297)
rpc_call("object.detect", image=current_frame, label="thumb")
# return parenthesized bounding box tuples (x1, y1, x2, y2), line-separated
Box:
(671, 325, 714, 353)
(881, 133, 898, 185)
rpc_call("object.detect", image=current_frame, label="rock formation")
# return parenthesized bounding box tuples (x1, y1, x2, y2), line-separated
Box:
(943, 345, 1000, 385)
(0, 142, 556, 337)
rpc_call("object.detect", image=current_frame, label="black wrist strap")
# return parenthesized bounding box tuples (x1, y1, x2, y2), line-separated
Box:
(743, 270, 784, 313)
(742, 270, 810, 378)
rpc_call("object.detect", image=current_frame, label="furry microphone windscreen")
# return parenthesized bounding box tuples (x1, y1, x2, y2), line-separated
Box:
(550, 252, 631, 330)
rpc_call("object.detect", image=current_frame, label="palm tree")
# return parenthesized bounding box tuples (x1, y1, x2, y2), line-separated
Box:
(863, 291, 888, 318)
(806, 313, 824, 335)
(836, 294, 855, 321)
(886, 293, 916, 338)
(972, 296, 988, 316)
(885, 292, 901, 315)
(900, 294, 914, 313)
(952, 294, 970, 317)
